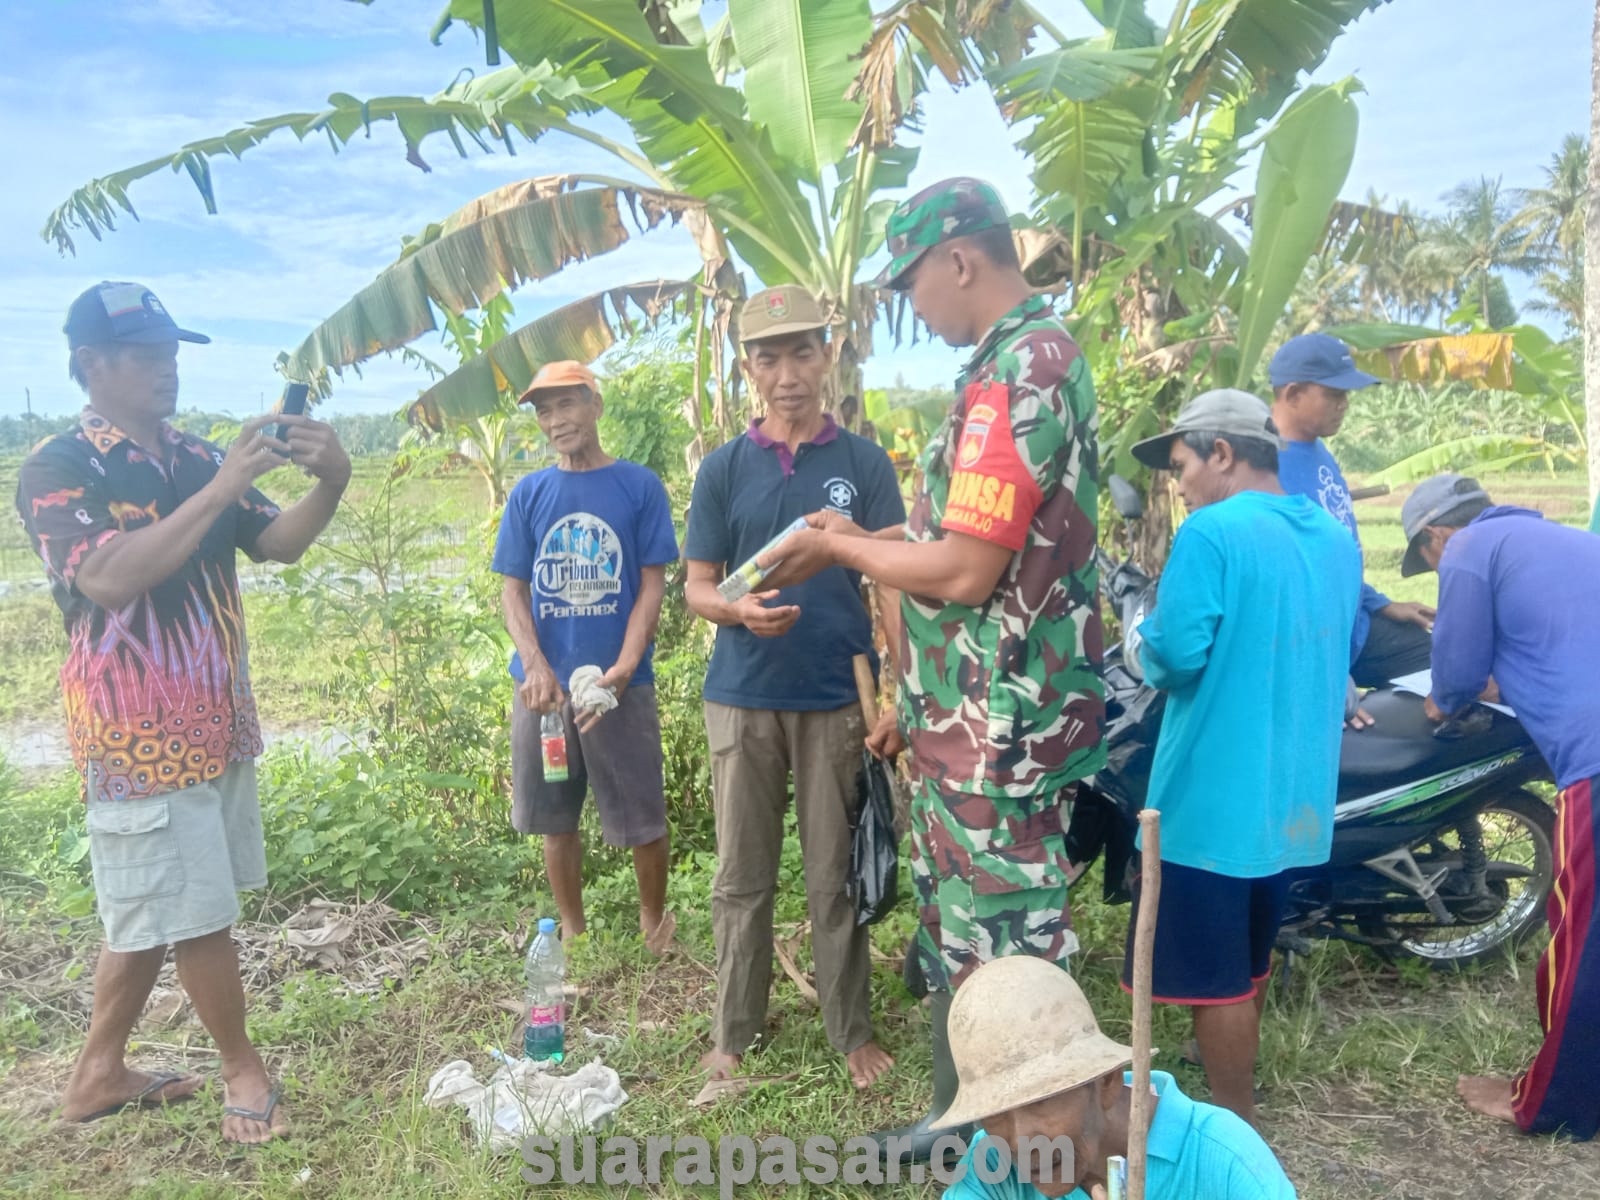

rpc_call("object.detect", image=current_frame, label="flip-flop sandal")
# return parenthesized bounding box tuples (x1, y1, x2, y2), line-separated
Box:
(72, 1071, 196, 1124)
(223, 1084, 285, 1143)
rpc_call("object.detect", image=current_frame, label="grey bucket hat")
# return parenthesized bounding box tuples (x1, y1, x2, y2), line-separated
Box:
(1131, 388, 1282, 469)
(1400, 474, 1492, 576)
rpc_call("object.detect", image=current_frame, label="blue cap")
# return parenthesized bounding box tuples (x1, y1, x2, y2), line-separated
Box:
(538, 917, 557, 934)
(1268, 333, 1378, 391)
(65, 281, 210, 349)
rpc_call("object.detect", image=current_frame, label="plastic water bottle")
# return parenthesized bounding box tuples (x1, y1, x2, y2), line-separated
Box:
(540, 711, 569, 782)
(523, 917, 565, 1064)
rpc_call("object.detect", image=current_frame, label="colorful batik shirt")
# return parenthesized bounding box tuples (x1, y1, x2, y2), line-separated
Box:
(15, 409, 280, 801)
(899, 294, 1106, 797)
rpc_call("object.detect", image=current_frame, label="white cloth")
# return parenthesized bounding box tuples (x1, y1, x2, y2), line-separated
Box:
(424, 1056, 628, 1154)
(569, 666, 619, 716)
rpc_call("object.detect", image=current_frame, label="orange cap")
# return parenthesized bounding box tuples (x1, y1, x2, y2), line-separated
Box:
(517, 360, 601, 405)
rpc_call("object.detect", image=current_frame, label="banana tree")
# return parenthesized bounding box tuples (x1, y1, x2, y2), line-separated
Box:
(43, 0, 1048, 460)
(988, 0, 1390, 564)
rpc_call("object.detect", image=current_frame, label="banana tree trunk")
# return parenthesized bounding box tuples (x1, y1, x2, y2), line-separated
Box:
(1586, 0, 1600, 518)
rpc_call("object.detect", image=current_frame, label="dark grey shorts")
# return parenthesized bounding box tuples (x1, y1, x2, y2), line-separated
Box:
(510, 684, 669, 847)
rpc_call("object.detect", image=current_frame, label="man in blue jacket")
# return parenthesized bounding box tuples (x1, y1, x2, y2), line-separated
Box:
(1402, 474, 1600, 1142)
(1270, 334, 1433, 687)
(1128, 389, 1360, 1127)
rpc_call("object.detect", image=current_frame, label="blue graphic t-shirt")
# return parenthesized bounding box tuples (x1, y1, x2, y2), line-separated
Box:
(1278, 438, 1389, 657)
(492, 460, 679, 687)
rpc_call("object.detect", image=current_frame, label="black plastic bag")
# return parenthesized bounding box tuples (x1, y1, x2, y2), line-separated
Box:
(849, 748, 899, 926)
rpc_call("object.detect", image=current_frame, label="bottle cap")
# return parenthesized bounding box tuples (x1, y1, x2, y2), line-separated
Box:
(538, 917, 557, 934)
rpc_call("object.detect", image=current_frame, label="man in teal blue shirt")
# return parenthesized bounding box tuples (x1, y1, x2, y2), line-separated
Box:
(935, 956, 1296, 1198)
(1125, 390, 1360, 1127)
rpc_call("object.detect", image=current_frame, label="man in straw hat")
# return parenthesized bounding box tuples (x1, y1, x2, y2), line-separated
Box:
(934, 956, 1296, 1198)
(1125, 390, 1359, 1128)
(754, 177, 1105, 1160)
(683, 285, 905, 1090)
(492, 360, 680, 954)
(1394, 475, 1600, 1142)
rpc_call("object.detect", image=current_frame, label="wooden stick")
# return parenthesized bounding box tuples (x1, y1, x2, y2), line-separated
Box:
(852, 653, 879, 729)
(1128, 809, 1162, 1200)
(774, 924, 820, 1007)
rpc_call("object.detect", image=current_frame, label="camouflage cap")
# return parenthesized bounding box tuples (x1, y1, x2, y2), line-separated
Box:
(739, 284, 830, 346)
(874, 177, 1012, 291)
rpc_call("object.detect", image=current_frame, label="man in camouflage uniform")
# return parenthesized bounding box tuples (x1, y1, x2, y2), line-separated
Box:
(757, 177, 1105, 1162)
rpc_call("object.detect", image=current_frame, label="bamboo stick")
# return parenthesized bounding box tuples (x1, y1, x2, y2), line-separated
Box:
(1128, 809, 1162, 1200)
(852, 653, 879, 729)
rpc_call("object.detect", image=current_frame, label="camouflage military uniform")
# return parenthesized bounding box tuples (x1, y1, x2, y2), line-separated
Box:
(895, 283, 1106, 992)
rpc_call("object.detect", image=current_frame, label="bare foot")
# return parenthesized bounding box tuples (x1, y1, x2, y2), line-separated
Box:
(846, 1040, 895, 1089)
(700, 1049, 742, 1080)
(643, 910, 677, 958)
(60, 1066, 204, 1122)
(222, 1066, 290, 1145)
(1458, 1075, 1519, 1126)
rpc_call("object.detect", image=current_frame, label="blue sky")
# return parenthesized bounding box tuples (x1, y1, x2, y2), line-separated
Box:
(3, 0, 1589, 419)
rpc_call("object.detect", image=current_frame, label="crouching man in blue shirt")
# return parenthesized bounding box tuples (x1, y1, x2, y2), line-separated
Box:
(1401, 475, 1600, 1141)
(936, 956, 1296, 1199)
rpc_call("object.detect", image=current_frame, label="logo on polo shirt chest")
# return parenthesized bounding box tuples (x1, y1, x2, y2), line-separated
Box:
(823, 476, 857, 516)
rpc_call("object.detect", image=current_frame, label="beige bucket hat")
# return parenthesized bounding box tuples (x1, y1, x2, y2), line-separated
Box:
(934, 955, 1134, 1130)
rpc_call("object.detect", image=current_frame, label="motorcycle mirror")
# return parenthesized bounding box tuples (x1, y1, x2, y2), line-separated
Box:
(1109, 474, 1144, 521)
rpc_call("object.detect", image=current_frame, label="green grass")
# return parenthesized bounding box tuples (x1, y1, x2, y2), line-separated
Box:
(3, 822, 1595, 1199)
(1351, 471, 1591, 606)
(2, 464, 1595, 1196)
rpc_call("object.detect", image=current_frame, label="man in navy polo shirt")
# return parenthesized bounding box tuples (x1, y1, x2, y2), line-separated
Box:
(684, 285, 905, 1091)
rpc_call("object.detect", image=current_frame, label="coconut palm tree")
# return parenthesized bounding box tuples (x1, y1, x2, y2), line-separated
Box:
(1511, 133, 1590, 334)
(1411, 177, 1543, 328)
(1515, 133, 1590, 257)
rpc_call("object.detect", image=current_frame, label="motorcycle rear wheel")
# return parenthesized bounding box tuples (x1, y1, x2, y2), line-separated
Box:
(1382, 789, 1556, 966)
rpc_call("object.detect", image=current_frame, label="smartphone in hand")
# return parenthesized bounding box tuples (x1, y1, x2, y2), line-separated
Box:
(274, 383, 309, 453)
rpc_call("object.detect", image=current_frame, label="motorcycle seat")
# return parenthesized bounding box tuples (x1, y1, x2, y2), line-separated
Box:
(1337, 687, 1535, 801)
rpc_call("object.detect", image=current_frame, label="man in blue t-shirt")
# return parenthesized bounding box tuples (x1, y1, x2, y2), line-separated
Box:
(936, 956, 1297, 1199)
(1270, 333, 1433, 688)
(491, 360, 680, 954)
(684, 285, 906, 1091)
(1399, 475, 1600, 1142)
(1129, 390, 1359, 1127)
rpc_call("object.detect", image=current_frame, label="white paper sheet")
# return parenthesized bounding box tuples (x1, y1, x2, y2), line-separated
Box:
(1387, 668, 1517, 719)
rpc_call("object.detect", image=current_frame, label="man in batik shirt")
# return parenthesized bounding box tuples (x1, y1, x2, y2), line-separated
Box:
(16, 282, 349, 1144)
(758, 178, 1105, 1163)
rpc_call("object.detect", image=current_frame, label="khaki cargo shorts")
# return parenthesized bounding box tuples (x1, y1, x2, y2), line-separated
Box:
(84, 759, 267, 953)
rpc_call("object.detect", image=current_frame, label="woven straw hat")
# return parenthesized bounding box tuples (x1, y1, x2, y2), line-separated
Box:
(934, 956, 1134, 1130)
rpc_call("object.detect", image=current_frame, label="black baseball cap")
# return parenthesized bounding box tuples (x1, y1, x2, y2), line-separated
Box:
(65, 281, 211, 349)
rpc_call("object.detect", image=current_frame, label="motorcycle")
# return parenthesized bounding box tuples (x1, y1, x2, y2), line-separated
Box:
(1066, 478, 1557, 966)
